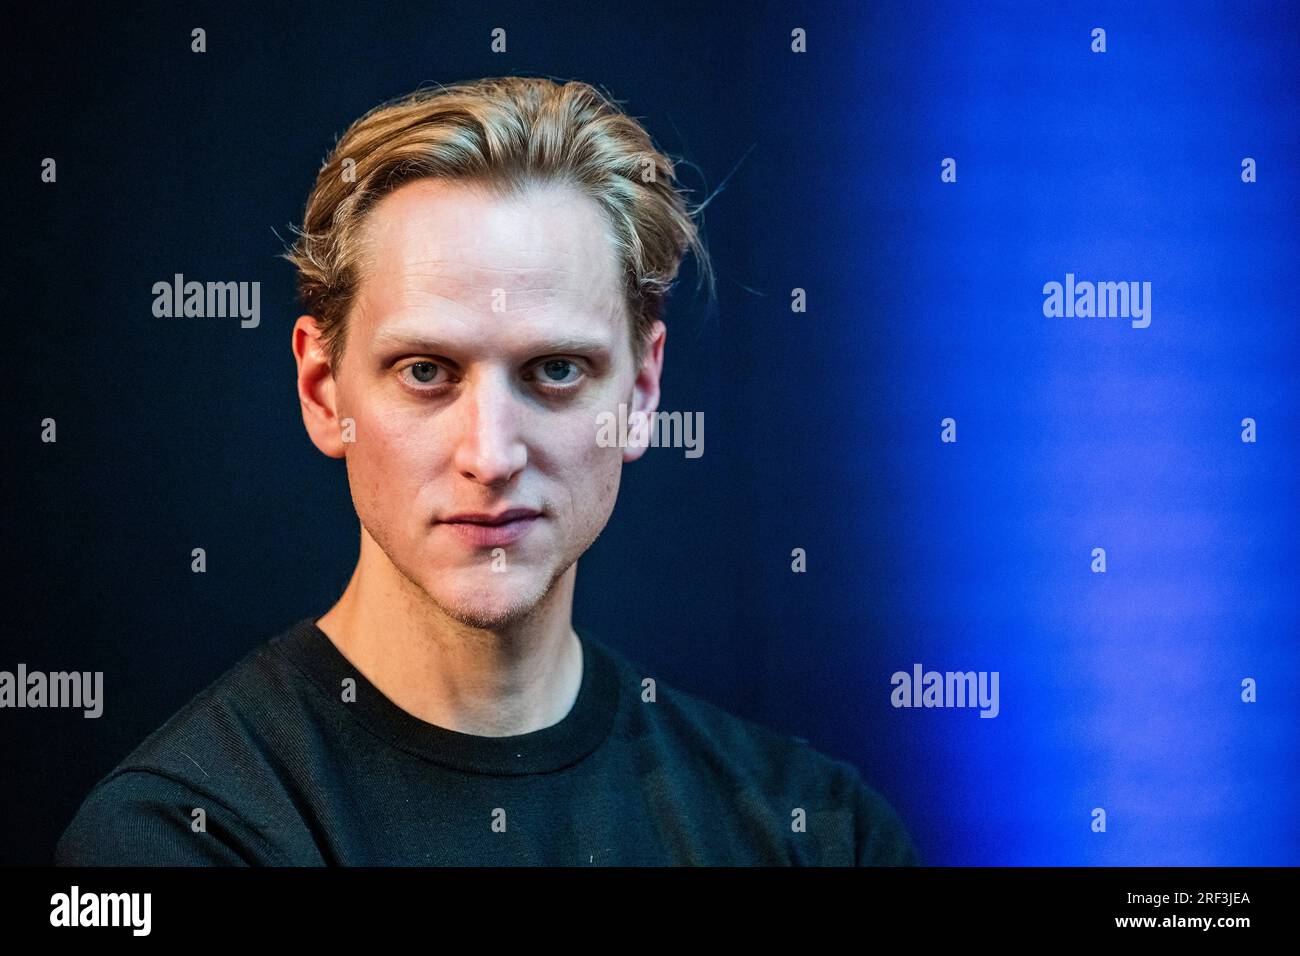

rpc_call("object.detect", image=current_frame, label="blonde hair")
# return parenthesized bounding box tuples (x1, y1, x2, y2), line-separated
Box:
(284, 76, 714, 369)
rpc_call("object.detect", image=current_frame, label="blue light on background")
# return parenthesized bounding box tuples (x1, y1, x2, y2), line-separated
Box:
(745, 0, 1300, 865)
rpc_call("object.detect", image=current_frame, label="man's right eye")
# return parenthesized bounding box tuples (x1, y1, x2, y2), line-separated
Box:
(401, 361, 447, 388)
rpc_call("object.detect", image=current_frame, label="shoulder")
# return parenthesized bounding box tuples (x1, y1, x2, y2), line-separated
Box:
(55, 620, 318, 866)
(54, 768, 291, 865)
(100, 623, 311, 783)
(592, 632, 844, 780)
(588, 635, 921, 865)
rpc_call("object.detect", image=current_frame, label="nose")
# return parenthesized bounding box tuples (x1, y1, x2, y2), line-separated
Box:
(452, 368, 528, 487)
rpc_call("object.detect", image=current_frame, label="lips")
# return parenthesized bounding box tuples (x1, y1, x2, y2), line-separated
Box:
(437, 508, 542, 547)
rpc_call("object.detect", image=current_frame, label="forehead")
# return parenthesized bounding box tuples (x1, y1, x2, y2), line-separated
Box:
(350, 177, 629, 353)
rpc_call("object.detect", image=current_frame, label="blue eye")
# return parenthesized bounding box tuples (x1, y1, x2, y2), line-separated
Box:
(539, 359, 580, 385)
(406, 362, 443, 385)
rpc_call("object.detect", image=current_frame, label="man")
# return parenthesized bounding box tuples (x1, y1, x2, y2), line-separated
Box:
(55, 76, 920, 866)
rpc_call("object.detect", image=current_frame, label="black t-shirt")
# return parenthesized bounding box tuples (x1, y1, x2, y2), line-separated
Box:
(55, 617, 920, 866)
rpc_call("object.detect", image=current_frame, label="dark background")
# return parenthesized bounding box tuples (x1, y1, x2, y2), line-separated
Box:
(4, 0, 1298, 866)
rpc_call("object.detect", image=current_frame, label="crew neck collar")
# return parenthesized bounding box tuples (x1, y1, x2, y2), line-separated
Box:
(272, 616, 620, 776)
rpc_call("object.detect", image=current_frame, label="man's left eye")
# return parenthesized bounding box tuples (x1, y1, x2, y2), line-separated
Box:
(537, 359, 581, 385)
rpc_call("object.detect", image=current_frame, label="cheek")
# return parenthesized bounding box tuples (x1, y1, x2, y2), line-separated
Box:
(551, 420, 623, 523)
(345, 403, 438, 513)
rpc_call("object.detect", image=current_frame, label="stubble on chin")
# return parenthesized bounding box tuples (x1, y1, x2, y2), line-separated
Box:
(382, 542, 577, 632)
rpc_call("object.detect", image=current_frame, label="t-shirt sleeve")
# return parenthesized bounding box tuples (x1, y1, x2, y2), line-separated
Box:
(54, 769, 286, 866)
(850, 772, 923, 866)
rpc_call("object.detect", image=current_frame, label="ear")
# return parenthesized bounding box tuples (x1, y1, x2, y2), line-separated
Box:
(292, 315, 346, 459)
(623, 320, 666, 464)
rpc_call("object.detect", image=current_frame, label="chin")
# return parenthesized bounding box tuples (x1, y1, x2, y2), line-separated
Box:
(436, 596, 539, 631)
(425, 573, 553, 631)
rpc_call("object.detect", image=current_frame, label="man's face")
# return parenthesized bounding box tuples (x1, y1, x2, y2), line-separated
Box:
(310, 178, 661, 629)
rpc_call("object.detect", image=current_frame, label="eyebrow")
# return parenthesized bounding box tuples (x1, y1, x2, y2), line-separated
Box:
(370, 330, 614, 358)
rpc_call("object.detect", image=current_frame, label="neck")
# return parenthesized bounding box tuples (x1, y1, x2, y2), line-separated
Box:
(315, 527, 583, 737)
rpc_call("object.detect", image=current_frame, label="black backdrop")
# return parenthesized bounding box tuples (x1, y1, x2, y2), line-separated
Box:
(5, 0, 914, 865)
